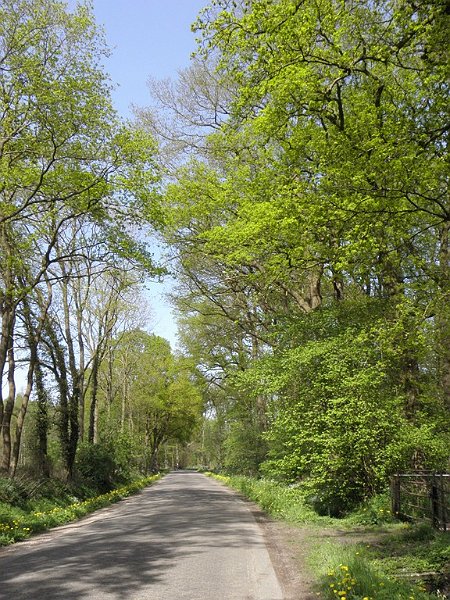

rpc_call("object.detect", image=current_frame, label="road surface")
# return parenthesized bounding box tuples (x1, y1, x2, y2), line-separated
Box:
(0, 471, 284, 599)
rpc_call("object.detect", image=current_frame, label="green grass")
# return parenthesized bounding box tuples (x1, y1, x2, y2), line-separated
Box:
(367, 524, 450, 593)
(207, 473, 449, 600)
(0, 474, 161, 546)
(311, 542, 434, 600)
(207, 473, 334, 524)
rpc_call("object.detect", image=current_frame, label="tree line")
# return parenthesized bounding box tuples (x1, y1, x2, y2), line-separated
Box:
(0, 0, 201, 483)
(1, 0, 448, 514)
(142, 0, 449, 513)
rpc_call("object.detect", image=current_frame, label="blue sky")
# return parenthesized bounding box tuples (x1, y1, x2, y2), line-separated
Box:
(93, 0, 207, 117)
(92, 0, 208, 347)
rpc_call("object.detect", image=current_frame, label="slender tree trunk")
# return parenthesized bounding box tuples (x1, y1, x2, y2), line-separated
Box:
(121, 379, 127, 433)
(437, 221, 450, 410)
(0, 290, 16, 474)
(34, 361, 50, 477)
(11, 286, 52, 477)
(88, 350, 100, 443)
(76, 299, 86, 441)
(1, 333, 16, 473)
(106, 346, 114, 429)
(61, 275, 80, 479)
(0, 307, 12, 428)
(10, 354, 36, 477)
(46, 319, 72, 479)
(0, 225, 16, 437)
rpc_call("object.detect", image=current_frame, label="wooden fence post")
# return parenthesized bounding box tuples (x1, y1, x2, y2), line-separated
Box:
(440, 474, 447, 531)
(431, 476, 440, 529)
(391, 475, 401, 518)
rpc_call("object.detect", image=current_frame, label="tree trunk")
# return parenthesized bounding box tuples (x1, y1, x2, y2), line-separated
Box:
(437, 221, 450, 410)
(121, 377, 128, 433)
(11, 288, 52, 477)
(46, 319, 73, 479)
(1, 332, 16, 473)
(61, 275, 80, 479)
(76, 294, 86, 441)
(88, 351, 100, 443)
(10, 355, 35, 477)
(34, 362, 50, 477)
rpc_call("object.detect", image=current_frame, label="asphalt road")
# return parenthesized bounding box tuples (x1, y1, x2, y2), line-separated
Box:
(0, 471, 284, 600)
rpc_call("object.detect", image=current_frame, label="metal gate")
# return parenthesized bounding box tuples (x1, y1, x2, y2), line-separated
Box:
(391, 472, 449, 530)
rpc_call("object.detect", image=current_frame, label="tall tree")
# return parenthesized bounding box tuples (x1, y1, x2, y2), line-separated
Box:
(0, 0, 161, 475)
(147, 0, 449, 506)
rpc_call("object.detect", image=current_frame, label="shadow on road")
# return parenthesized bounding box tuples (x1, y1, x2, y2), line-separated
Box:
(0, 472, 265, 599)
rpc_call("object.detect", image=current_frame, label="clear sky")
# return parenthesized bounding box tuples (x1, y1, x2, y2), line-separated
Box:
(93, 0, 207, 117)
(92, 0, 208, 347)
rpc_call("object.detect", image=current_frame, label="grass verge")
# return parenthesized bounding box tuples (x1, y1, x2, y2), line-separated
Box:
(206, 473, 449, 600)
(0, 474, 161, 546)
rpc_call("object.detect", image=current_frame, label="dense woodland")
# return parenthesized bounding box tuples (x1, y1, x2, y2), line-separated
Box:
(0, 0, 448, 514)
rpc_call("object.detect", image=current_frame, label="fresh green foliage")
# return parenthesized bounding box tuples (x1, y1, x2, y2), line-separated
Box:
(252, 301, 448, 512)
(0, 0, 163, 477)
(206, 473, 332, 524)
(96, 331, 203, 472)
(75, 441, 128, 492)
(346, 493, 395, 527)
(152, 0, 450, 510)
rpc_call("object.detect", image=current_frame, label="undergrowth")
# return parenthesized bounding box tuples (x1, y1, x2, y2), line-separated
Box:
(311, 542, 436, 600)
(0, 474, 161, 546)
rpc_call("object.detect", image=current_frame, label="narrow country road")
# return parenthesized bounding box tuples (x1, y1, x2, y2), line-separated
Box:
(0, 471, 284, 600)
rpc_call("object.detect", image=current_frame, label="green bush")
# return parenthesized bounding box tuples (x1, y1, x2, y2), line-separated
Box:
(0, 476, 44, 507)
(347, 492, 395, 526)
(75, 441, 123, 492)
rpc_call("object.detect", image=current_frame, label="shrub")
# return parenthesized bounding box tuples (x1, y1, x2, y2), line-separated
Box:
(75, 441, 121, 492)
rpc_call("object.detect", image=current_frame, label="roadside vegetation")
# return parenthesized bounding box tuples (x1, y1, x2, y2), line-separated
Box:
(0, 2, 448, 598)
(206, 474, 449, 600)
(0, 473, 161, 546)
(0, 0, 202, 486)
(152, 0, 449, 527)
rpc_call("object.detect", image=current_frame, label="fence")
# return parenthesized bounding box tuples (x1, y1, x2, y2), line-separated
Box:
(391, 472, 449, 531)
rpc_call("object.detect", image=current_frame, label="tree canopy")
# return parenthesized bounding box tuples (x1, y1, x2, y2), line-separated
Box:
(140, 0, 449, 511)
(1, 0, 448, 515)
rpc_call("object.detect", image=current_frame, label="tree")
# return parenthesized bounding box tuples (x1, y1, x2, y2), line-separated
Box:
(146, 0, 449, 507)
(135, 57, 234, 171)
(129, 334, 203, 472)
(0, 0, 161, 476)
